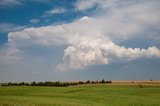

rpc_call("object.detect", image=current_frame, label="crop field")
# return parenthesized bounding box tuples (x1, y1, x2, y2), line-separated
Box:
(0, 81, 160, 106)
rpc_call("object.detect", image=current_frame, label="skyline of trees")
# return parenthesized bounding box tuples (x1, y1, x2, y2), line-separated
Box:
(0, 79, 112, 87)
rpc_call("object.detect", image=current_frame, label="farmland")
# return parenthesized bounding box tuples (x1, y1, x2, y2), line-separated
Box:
(0, 80, 160, 106)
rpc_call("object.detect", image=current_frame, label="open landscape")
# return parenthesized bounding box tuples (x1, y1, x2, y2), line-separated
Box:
(0, 80, 160, 106)
(1, 0, 160, 106)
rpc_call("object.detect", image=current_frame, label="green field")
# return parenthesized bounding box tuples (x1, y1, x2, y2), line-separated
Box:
(0, 83, 160, 106)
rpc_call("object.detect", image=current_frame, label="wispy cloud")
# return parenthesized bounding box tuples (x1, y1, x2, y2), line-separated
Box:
(30, 19, 40, 24)
(0, 23, 26, 33)
(75, 0, 98, 11)
(0, 0, 52, 7)
(48, 8, 66, 14)
(43, 7, 67, 18)
(0, 0, 21, 6)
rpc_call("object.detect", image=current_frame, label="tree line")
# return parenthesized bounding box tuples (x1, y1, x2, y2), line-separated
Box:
(0, 79, 111, 87)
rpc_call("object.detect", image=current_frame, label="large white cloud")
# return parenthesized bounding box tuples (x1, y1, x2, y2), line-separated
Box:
(7, 16, 103, 47)
(56, 37, 160, 71)
(1, 0, 160, 71)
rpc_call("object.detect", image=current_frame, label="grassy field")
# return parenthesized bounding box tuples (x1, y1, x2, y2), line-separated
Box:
(0, 81, 160, 106)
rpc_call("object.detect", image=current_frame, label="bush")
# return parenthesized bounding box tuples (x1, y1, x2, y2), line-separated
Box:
(91, 81, 96, 84)
(105, 80, 112, 83)
(31, 81, 36, 86)
(100, 79, 105, 84)
(85, 80, 90, 84)
(79, 81, 84, 84)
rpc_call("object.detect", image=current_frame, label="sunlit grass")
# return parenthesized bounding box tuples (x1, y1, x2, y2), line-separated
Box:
(0, 83, 160, 106)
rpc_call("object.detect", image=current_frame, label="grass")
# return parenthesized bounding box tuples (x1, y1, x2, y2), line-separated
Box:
(0, 82, 160, 106)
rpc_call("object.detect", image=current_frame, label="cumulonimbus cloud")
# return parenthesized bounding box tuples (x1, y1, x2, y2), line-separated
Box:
(56, 37, 160, 71)
(1, 0, 160, 71)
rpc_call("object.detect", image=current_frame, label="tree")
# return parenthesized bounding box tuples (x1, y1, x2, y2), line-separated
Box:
(85, 80, 90, 84)
(31, 81, 36, 86)
(100, 79, 105, 84)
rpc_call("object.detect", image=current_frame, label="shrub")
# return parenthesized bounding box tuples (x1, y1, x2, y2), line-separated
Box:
(79, 81, 84, 84)
(85, 80, 90, 84)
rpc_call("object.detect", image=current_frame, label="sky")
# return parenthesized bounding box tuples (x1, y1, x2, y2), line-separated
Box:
(0, 0, 160, 82)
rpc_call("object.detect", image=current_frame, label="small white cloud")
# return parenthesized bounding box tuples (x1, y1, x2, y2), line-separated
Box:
(42, 7, 67, 18)
(49, 8, 66, 14)
(30, 19, 40, 24)
(75, 0, 98, 11)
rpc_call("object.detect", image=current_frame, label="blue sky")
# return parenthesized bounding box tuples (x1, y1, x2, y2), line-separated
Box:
(0, 0, 160, 82)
